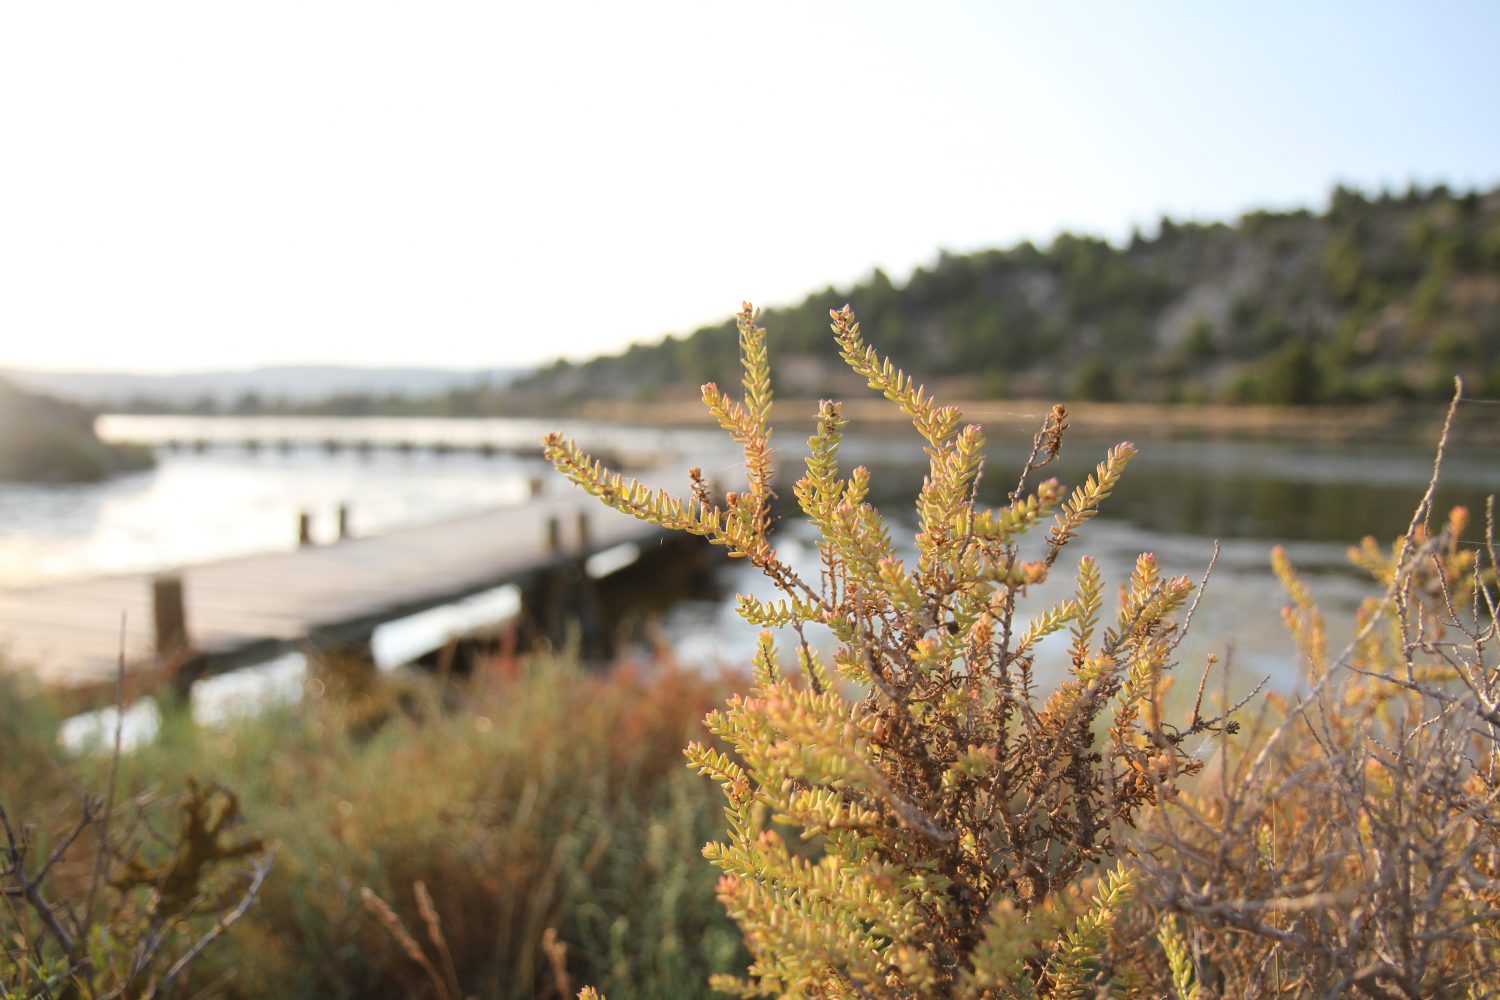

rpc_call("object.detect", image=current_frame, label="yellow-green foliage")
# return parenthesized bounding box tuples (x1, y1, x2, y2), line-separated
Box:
(547, 304, 1229, 998)
(1156, 918, 1200, 1000)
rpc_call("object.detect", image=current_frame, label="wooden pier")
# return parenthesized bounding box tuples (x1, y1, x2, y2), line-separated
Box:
(0, 489, 682, 698)
(144, 434, 654, 469)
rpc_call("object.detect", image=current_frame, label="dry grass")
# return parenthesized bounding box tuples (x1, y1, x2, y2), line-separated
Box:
(2, 649, 744, 999)
(137, 653, 743, 999)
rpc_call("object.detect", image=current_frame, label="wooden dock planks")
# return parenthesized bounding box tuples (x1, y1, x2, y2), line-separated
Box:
(0, 492, 672, 692)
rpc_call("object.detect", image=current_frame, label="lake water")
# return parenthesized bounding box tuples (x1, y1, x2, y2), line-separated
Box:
(657, 423, 1495, 693)
(4, 414, 1496, 695)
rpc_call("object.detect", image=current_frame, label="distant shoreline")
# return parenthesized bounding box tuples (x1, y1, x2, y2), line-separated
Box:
(95, 396, 1493, 448)
(560, 397, 1489, 445)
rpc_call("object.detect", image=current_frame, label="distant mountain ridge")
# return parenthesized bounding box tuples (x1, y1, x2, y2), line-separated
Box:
(1, 365, 528, 410)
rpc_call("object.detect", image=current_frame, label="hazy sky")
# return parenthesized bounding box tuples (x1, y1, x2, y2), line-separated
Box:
(3, 2, 1497, 373)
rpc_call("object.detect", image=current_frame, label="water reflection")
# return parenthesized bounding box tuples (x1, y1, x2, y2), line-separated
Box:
(656, 513, 1372, 694)
(0, 447, 545, 586)
(654, 429, 1493, 690)
(849, 431, 1494, 546)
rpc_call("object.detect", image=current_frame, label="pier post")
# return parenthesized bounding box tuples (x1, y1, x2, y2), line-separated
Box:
(338, 504, 352, 540)
(577, 510, 591, 549)
(152, 574, 189, 660)
(529, 477, 544, 499)
(299, 512, 314, 547)
(546, 516, 562, 553)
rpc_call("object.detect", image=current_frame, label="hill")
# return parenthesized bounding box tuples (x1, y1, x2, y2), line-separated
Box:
(509, 183, 1500, 410)
(0, 379, 154, 482)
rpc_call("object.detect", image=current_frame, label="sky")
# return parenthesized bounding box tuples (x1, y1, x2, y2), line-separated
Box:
(2, 2, 1498, 374)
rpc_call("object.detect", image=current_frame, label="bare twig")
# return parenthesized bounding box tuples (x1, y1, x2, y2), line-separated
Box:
(155, 848, 276, 994)
(86, 611, 129, 934)
(0, 800, 79, 961)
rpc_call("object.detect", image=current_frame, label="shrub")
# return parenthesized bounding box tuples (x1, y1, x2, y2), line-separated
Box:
(546, 304, 1234, 996)
(138, 655, 744, 1000)
(1, 674, 270, 999)
(1256, 343, 1323, 406)
(2, 654, 739, 998)
(1132, 389, 1500, 997)
(1070, 359, 1118, 402)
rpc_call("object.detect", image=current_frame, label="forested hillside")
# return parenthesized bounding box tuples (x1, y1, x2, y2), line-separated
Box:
(511, 183, 1500, 409)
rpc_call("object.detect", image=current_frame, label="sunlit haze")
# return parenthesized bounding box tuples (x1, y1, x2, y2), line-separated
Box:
(3, 1, 1497, 373)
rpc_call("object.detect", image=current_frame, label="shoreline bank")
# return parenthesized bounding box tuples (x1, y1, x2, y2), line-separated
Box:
(561, 397, 1490, 444)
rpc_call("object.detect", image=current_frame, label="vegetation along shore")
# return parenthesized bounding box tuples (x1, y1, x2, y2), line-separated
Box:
(0, 378, 153, 482)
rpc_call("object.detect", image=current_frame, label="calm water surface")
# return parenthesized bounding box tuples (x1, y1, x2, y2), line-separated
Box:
(3, 415, 1495, 690)
(0, 448, 544, 586)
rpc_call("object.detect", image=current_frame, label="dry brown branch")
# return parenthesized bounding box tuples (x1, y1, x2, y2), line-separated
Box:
(1129, 384, 1500, 998)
